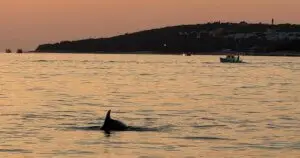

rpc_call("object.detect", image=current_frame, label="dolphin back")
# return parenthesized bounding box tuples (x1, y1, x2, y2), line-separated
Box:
(108, 119, 128, 131)
(100, 110, 128, 131)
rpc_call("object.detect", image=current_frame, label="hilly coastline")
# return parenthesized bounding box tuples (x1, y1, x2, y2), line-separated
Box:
(35, 22, 300, 56)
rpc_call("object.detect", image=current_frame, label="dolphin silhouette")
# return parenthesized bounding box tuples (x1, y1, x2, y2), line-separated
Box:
(100, 110, 128, 131)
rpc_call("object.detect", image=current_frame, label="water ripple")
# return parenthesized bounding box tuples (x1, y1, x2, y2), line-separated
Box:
(174, 136, 236, 141)
(0, 149, 32, 153)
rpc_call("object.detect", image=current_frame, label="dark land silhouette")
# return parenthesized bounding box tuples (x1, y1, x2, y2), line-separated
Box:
(35, 22, 300, 56)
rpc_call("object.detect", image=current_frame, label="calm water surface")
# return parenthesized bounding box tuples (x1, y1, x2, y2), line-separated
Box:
(0, 53, 299, 158)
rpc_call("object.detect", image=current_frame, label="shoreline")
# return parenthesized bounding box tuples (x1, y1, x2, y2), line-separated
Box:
(25, 50, 300, 57)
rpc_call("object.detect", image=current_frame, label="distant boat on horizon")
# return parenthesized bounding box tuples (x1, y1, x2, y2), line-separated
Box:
(5, 49, 12, 53)
(16, 49, 23, 53)
(182, 52, 192, 56)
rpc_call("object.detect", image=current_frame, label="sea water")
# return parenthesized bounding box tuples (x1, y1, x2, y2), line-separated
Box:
(0, 53, 299, 158)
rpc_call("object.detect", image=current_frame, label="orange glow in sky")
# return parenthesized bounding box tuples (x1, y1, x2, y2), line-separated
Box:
(1, 0, 300, 50)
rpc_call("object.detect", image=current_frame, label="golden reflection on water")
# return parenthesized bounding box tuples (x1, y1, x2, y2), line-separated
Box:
(0, 53, 299, 158)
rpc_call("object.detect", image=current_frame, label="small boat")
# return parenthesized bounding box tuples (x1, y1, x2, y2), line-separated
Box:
(5, 49, 12, 53)
(220, 54, 244, 63)
(16, 49, 23, 53)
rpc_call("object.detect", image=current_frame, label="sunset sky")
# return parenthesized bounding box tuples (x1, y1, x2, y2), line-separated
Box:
(1, 0, 300, 51)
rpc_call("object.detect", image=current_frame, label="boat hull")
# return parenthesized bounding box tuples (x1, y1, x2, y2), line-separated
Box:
(220, 57, 243, 63)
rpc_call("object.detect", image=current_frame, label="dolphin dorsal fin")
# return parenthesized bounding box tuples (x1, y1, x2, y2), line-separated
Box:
(105, 110, 111, 121)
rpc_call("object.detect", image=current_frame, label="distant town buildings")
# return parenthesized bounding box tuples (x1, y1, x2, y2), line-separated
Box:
(177, 21, 300, 41)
